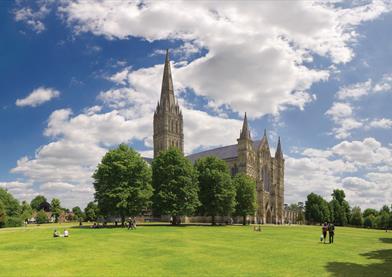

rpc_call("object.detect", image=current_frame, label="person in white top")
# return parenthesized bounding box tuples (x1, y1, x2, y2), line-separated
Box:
(64, 229, 69, 237)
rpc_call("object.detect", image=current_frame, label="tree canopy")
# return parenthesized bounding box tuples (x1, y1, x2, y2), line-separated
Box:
(195, 156, 236, 225)
(233, 173, 257, 225)
(93, 144, 153, 226)
(152, 148, 199, 224)
(30, 195, 51, 212)
(305, 193, 330, 224)
(84, 202, 99, 222)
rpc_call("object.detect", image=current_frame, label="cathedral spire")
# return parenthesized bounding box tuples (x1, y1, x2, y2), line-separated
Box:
(160, 49, 175, 109)
(240, 112, 251, 140)
(259, 128, 270, 153)
(275, 136, 283, 159)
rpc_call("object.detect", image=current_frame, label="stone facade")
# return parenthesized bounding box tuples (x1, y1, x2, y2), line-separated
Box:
(153, 50, 184, 158)
(153, 51, 285, 224)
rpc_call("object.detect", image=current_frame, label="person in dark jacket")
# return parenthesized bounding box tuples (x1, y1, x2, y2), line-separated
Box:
(328, 223, 335, 243)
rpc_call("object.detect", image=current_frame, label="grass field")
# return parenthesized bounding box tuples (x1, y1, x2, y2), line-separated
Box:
(0, 223, 391, 277)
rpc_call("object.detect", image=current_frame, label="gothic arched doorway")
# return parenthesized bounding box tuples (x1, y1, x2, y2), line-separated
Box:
(266, 209, 272, 223)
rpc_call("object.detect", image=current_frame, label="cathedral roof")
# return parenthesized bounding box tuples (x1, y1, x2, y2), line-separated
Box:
(187, 140, 261, 163)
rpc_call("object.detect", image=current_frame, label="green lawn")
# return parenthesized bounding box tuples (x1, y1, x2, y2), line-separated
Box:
(0, 223, 391, 276)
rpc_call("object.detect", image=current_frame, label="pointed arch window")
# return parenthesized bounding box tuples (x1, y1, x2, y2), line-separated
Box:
(262, 165, 270, 192)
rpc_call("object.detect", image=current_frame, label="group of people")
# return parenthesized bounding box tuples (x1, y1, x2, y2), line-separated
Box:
(321, 222, 335, 244)
(53, 229, 69, 238)
(128, 217, 137, 230)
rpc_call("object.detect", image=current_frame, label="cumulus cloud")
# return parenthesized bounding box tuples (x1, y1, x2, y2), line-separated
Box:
(16, 87, 60, 107)
(285, 137, 392, 208)
(336, 79, 372, 100)
(14, 4, 50, 33)
(56, 0, 392, 117)
(325, 102, 363, 139)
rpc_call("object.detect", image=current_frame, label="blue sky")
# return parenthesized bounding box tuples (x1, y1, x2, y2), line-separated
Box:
(1, 0, 391, 209)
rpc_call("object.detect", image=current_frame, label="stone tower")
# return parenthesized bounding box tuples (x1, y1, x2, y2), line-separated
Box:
(237, 113, 256, 178)
(153, 50, 184, 158)
(274, 137, 285, 223)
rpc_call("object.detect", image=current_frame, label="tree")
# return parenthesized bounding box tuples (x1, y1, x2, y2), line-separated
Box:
(233, 174, 257, 225)
(152, 148, 199, 225)
(377, 211, 390, 229)
(195, 156, 236, 225)
(0, 188, 21, 217)
(20, 201, 33, 222)
(364, 215, 376, 228)
(51, 198, 62, 223)
(36, 210, 48, 224)
(0, 200, 6, 228)
(84, 202, 99, 222)
(363, 208, 378, 218)
(350, 206, 363, 226)
(305, 193, 330, 224)
(330, 189, 350, 226)
(93, 144, 153, 226)
(30, 195, 51, 212)
(72, 206, 85, 221)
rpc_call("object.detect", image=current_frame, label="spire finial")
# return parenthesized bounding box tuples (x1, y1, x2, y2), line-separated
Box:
(239, 112, 251, 140)
(264, 128, 267, 137)
(275, 136, 283, 159)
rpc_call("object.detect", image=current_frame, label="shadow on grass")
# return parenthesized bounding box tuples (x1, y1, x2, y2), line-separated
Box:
(379, 237, 392, 244)
(325, 238, 392, 276)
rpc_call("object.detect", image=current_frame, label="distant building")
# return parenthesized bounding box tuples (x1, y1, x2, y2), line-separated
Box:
(152, 50, 285, 224)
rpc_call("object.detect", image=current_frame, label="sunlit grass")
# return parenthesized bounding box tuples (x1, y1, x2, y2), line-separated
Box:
(0, 223, 391, 276)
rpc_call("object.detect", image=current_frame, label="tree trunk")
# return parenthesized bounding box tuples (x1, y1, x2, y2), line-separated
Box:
(212, 215, 216, 226)
(121, 215, 125, 227)
(243, 215, 246, 225)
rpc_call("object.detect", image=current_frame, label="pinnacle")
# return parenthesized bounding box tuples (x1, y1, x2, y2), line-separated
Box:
(240, 112, 251, 140)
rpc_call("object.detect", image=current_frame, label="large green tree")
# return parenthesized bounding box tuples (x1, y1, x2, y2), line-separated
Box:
(152, 148, 199, 225)
(72, 206, 85, 221)
(350, 206, 363, 226)
(363, 208, 378, 218)
(84, 202, 99, 222)
(0, 200, 6, 228)
(20, 201, 33, 222)
(30, 195, 51, 212)
(195, 156, 236, 225)
(305, 193, 330, 224)
(93, 144, 153, 226)
(233, 173, 257, 225)
(0, 188, 21, 217)
(51, 198, 62, 223)
(330, 189, 350, 226)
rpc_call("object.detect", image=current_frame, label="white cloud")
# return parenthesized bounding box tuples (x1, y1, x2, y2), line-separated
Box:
(16, 87, 60, 107)
(332, 137, 392, 166)
(336, 79, 372, 100)
(325, 102, 353, 120)
(325, 102, 363, 139)
(368, 118, 392, 129)
(285, 137, 392, 209)
(57, 0, 392, 117)
(14, 4, 50, 33)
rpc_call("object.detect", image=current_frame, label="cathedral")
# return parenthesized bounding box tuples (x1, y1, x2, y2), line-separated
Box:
(153, 51, 285, 224)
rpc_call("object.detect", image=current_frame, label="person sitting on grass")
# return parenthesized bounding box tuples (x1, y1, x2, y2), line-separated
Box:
(64, 229, 69, 237)
(53, 229, 60, 238)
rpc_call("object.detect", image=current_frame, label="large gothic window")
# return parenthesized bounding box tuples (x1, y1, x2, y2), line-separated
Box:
(262, 165, 270, 192)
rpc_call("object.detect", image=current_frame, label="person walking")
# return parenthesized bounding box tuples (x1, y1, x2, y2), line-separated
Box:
(328, 223, 335, 243)
(322, 222, 328, 244)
